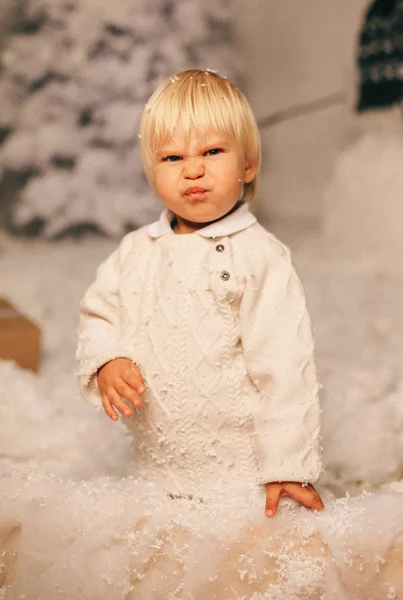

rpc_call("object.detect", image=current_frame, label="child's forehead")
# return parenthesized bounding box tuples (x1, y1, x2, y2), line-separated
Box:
(158, 126, 235, 149)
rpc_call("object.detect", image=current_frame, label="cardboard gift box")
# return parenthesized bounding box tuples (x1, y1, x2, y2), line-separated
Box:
(0, 298, 41, 372)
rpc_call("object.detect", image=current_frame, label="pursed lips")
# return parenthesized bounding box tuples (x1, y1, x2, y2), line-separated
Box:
(184, 186, 208, 197)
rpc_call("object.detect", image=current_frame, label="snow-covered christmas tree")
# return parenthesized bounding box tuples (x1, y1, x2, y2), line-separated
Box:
(0, 0, 239, 238)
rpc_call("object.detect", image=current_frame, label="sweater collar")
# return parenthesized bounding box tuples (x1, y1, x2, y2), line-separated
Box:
(147, 202, 256, 239)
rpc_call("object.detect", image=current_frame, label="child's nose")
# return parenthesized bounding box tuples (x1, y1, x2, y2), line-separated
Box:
(184, 158, 205, 179)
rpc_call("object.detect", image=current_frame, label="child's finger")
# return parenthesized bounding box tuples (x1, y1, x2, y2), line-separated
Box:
(115, 378, 142, 408)
(265, 483, 282, 517)
(108, 388, 133, 418)
(284, 483, 324, 512)
(131, 361, 146, 388)
(122, 372, 145, 396)
(102, 394, 119, 421)
(124, 363, 146, 394)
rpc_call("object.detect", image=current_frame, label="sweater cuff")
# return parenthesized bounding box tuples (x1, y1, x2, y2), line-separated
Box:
(257, 456, 323, 487)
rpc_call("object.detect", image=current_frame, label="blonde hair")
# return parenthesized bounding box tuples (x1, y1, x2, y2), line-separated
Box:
(138, 70, 261, 207)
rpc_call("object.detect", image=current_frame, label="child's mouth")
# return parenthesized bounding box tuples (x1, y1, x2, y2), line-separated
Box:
(185, 187, 207, 199)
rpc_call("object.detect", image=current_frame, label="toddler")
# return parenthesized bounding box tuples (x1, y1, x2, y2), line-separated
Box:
(77, 69, 324, 518)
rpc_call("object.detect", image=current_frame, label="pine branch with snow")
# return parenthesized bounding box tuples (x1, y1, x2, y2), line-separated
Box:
(0, 0, 240, 238)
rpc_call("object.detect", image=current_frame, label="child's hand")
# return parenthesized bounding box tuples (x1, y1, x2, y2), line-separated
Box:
(265, 482, 324, 517)
(97, 358, 145, 421)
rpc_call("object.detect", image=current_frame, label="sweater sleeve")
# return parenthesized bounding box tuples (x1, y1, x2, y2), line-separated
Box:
(239, 236, 323, 485)
(76, 242, 130, 407)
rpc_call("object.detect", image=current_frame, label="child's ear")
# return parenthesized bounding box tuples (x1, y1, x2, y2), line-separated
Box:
(244, 162, 258, 184)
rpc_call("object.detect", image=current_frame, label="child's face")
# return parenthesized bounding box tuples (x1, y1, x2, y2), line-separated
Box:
(151, 127, 257, 232)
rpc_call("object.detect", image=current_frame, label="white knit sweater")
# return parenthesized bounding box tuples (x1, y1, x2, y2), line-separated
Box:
(76, 204, 322, 495)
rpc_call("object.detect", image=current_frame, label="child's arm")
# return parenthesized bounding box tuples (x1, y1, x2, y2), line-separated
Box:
(76, 236, 139, 407)
(239, 234, 323, 487)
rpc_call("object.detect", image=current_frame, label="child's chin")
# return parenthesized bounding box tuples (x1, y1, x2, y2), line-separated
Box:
(180, 211, 219, 224)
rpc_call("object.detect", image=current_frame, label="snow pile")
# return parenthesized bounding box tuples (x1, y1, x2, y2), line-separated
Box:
(0, 360, 132, 479)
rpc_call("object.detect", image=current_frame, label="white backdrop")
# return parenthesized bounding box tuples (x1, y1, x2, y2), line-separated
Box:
(232, 0, 369, 222)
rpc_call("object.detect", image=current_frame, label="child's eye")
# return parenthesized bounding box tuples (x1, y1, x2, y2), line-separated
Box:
(205, 148, 223, 156)
(163, 155, 182, 162)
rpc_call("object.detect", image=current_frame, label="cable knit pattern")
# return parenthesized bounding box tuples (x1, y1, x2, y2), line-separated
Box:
(76, 206, 323, 496)
(234, 226, 322, 484)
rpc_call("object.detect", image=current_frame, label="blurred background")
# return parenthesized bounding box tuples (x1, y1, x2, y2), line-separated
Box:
(0, 0, 374, 236)
(1, 0, 403, 496)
